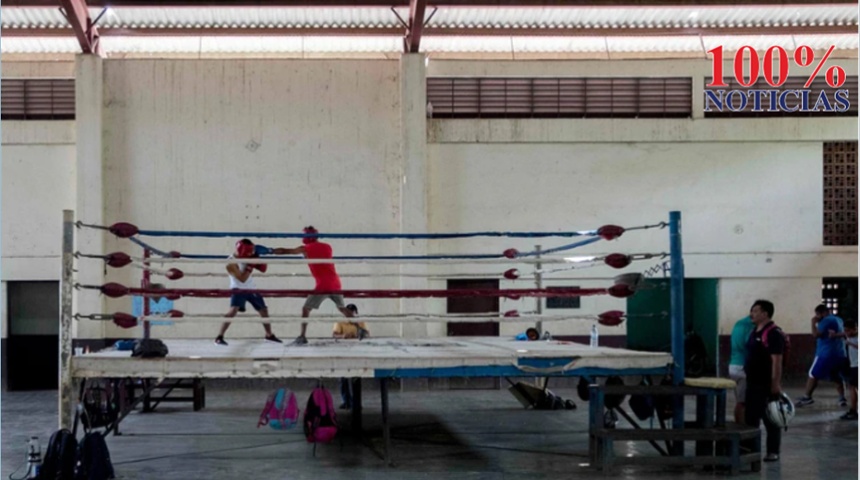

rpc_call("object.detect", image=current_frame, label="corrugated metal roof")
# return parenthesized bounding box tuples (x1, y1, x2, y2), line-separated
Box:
(4, 33, 854, 55)
(429, 5, 857, 29)
(0, 7, 406, 29)
(2, 5, 855, 30)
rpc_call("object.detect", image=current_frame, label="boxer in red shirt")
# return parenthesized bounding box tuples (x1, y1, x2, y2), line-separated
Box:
(267, 226, 355, 345)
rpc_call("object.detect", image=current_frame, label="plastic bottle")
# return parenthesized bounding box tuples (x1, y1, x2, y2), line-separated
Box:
(26, 436, 41, 479)
(590, 324, 599, 348)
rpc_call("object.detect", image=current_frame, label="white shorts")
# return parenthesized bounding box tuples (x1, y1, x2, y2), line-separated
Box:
(729, 364, 747, 404)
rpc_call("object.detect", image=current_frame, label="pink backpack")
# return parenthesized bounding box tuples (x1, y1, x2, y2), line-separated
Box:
(303, 386, 339, 453)
(258, 388, 299, 430)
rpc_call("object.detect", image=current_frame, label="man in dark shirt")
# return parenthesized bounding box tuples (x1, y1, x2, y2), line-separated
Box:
(743, 299, 785, 463)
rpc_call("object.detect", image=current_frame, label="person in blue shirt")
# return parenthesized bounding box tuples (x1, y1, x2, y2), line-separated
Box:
(728, 316, 754, 423)
(796, 305, 847, 407)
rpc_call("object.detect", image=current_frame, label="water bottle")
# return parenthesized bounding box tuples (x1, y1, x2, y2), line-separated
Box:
(26, 436, 41, 479)
(590, 324, 599, 348)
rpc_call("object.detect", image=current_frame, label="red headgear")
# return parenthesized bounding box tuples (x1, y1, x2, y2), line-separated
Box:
(302, 226, 319, 245)
(235, 239, 255, 258)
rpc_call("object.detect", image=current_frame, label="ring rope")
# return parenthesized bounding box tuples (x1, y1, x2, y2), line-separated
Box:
(78, 284, 619, 299)
(122, 255, 584, 265)
(127, 235, 603, 261)
(130, 263, 508, 279)
(77, 220, 625, 239)
(78, 314, 605, 324)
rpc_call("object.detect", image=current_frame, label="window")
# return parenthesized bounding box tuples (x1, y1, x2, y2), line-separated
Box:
(1, 78, 75, 120)
(427, 77, 692, 119)
(823, 142, 858, 246)
(546, 287, 581, 309)
(704, 77, 858, 118)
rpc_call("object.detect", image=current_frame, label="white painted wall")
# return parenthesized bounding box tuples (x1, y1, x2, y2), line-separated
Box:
(93, 59, 406, 339)
(428, 141, 857, 335)
(3, 56, 856, 341)
(1, 121, 76, 338)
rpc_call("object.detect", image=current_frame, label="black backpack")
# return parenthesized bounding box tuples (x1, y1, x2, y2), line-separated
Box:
(132, 339, 168, 358)
(39, 429, 77, 480)
(73, 433, 115, 480)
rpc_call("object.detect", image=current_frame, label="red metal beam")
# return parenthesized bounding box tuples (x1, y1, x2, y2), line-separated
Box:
(4, 24, 855, 37)
(58, 0, 100, 53)
(405, 0, 426, 53)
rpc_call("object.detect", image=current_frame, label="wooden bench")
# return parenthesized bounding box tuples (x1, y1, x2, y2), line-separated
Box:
(591, 423, 762, 475)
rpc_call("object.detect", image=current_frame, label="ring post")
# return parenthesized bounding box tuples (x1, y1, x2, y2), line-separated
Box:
(60, 209, 75, 429)
(669, 210, 685, 451)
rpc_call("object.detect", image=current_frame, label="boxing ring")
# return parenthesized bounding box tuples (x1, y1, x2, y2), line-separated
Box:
(71, 337, 672, 379)
(59, 211, 686, 464)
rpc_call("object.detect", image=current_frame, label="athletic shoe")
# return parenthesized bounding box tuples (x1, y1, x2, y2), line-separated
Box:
(840, 410, 858, 420)
(214, 336, 228, 346)
(763, 454, 779, 462)
(265, 334, 283, 344)
(839, 396, 848, 407)
(292, 335, 308, 346)
(795, 396, 814, 407)
(339, 402, 351, 410)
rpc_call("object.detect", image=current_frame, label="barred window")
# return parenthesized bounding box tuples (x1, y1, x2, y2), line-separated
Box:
(427, 77, 692, 119)
(1, 78, 75, 120)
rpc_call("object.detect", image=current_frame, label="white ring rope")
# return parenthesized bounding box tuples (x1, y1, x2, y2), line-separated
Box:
(135, 314, 606, 324)
(130, 262, 515, 279)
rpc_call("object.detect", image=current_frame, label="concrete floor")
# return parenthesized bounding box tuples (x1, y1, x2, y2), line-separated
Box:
(2, 384, 857, 480)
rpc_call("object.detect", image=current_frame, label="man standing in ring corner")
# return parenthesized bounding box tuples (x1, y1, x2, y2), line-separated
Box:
(259, 226, 354, 345)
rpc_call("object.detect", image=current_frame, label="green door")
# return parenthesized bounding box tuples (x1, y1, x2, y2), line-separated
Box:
(626, 278, 719, 375)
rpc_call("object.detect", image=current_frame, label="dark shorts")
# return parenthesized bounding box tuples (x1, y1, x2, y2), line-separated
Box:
(845, 364, 858, 387)
(230, 293, 267, 312)
(809, 355, 845, 381)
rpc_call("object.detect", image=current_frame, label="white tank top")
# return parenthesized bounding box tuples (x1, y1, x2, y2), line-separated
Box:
(228, 255, 256, 289)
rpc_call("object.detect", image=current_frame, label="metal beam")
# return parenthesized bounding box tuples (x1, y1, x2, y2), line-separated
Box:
(58, 0, 100, 53)
(404, 0, 426, 53)
(3, 0, 855, 6)
(4, 24, 855, 37)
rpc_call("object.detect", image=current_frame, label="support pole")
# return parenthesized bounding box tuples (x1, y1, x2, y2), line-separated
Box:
(142, 249, 151, 339)
(380, 378, 392, 466)
(352, 378, 363, 440)
(59, 210, 75, 429)
(669, 211, 686, 454)
(534, 244, 543, 336)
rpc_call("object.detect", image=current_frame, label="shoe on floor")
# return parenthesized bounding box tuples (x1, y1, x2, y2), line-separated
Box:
(840, 410, 858, 420)
(339, 402, 351, 410)
(214, 336, 228, 346)
(839, 397, 848, 407)
(795, 396, 814, 407)
(265, 334, 283, 344)
(292, 335, 308, 346)
(763, 454, 779, 462)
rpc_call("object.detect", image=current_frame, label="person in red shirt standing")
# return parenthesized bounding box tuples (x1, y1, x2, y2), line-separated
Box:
(268, 226, 355, 345)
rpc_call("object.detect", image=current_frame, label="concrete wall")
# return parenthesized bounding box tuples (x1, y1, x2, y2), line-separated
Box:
(1, 121, 76, 339)
(89, 58, 406, 340)
(2, 56, 857, 345)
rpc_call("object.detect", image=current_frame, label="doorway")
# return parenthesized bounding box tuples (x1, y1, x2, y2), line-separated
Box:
(7, 281, 60, 391)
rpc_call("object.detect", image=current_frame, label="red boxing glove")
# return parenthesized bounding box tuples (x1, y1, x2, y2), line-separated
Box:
(252, 264, 268, 273)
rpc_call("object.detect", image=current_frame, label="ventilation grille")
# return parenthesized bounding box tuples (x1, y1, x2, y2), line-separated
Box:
(1, 78, 75, 120)
(427, 77, 692, 119)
